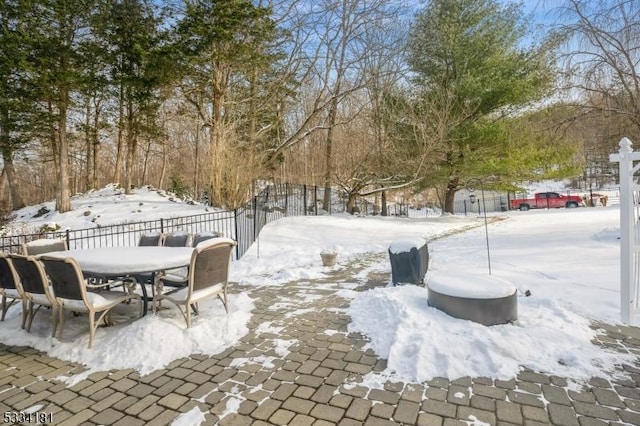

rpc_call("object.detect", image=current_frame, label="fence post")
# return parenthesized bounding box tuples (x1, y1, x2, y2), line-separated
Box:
(610, 137, 637, 323)
(65, 229, 70, 250)
(234, 208, 240, 259)
(285, 183, 289, 215)
(303, 185, 308, 216)
(253, 196, 258, 241)
(160, 218, 164, 233)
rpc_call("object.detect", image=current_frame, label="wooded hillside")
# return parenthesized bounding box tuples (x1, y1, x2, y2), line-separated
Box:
(0, 0, 637, 214)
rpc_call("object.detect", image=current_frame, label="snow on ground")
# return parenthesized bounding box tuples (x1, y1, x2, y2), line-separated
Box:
(0, 186, 635, 390)
(2, 184, 209, 234)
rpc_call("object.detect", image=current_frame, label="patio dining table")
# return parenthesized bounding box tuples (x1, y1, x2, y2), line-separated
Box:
(41, 246, 194, 315)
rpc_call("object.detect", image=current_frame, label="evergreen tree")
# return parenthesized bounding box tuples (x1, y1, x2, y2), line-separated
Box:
(26, 0, 94, 213)
(0, 0, 31, 209)
(94, 0, 171, 194)
(407, 0, 563, 213)
(76, 2, 113, 192)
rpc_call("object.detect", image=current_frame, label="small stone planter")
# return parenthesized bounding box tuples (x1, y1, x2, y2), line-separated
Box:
(320, 251, 337, 267)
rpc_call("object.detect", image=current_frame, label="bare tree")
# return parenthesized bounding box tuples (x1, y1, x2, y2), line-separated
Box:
(333, 12, 424, 214)
(557, 0, 640, 137)
(275, 0, 408, 211)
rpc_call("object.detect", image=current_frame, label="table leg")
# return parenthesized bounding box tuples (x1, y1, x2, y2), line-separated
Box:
(121, 277, 148, 316)
(140, 279, 149, 316)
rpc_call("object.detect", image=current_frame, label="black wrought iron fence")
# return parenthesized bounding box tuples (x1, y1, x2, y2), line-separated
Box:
(1, 210, 236, 255)
(0, 183, 344, 259)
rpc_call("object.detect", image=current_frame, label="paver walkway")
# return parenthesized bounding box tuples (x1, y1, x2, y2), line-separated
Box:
(0, 253, 640, 425)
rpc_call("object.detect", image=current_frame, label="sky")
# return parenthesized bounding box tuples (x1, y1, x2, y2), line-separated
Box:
(0, 185, 635, 423)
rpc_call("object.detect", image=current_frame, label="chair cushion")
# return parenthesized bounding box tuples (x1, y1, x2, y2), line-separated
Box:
(24, 240, 66, 255)
(60, 291, 131, 311)
(30, 293, 54, 306)
(161, 268, 188, 286)
(2, 289, 21, 299)
(165, 283, 224, 303)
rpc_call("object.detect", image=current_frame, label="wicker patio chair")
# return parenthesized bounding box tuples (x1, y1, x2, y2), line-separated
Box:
(191, 231, 223, 247)
(157, 232, 195, 289)
(159, 231, 223, 288)
(130, 231, 165, 286)
(159, 232, 225, 286)
(0, 253, 26, 326)
(163, 231, 192, 247)
(152, 238, 236, 327)
(137, 232, 163, 246)
(8, 254, 59, 336)
(40, 256, 143, 349)
(22, 239, 67, 256)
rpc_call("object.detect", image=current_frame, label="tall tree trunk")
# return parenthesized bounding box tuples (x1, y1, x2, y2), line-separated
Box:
(92, 108, 100, 190)
(91, 97, 103, 190)
(141, 139, 151, 185)
(209, 68, 226, 207)
(0, 168, 9, 214)
(209, 105, 220, 207)
(114, 85, 125, 185)
(346, 193, 357, 213)
(193, 118, 199, 199)
(0, 152, 24, 210)
(84, 101, 92, 191)
(444, 177, 459, 214)
(248, 68, 258, 167)
(57, 104, 72, 213)
(0, 106, 24, 210)
(158, 140, 167, 189)
(381, 191, 388, 216)
(0, 167, 6, 203)
(125, 135, 136, 194)
(322, 96, 338, 212)
(243, 68, 259, 207)
(124, 97, 136, 194)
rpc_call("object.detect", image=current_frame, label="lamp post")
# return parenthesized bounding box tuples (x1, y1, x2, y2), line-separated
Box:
(467, 178, 492, 275)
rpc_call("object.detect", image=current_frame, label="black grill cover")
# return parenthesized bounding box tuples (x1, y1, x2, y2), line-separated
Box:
(388, 239, 429, 285)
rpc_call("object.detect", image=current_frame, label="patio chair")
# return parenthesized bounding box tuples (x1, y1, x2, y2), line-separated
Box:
(40, 256, 143, 349)
(0, 254, 26, 326)
(192, 231, 223, 247)
(156, 232, 194, 289)
(157, 231, 224, 291)
(8, 254, 59, 336)
(22, 239, 68, 256)
(163, 231, 192, 247)
(152, 238, 236, 328)
(131, 231, 165, 285)
(137, 232, 163, 246)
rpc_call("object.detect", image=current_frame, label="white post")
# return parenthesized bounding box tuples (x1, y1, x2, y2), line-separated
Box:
(620, 138, 633, 323)
(611, 137, 635, 323)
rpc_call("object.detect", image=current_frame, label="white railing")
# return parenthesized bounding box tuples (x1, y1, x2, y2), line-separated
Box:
(610, 137, 640, 323)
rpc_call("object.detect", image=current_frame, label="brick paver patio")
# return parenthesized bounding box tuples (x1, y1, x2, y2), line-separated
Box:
(1, 253, 639, 425)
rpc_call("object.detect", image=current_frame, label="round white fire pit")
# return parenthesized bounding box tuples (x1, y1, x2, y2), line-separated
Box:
(427, 273, 517, 326)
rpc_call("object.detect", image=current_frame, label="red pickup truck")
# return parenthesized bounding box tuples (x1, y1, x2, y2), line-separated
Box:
(510, 192, 583, 211)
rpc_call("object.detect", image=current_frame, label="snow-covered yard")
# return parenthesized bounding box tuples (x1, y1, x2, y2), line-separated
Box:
(0, 186, 634, 390)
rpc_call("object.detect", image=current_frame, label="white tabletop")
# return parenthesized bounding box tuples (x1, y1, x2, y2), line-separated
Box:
(41, 246, 194, 276)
